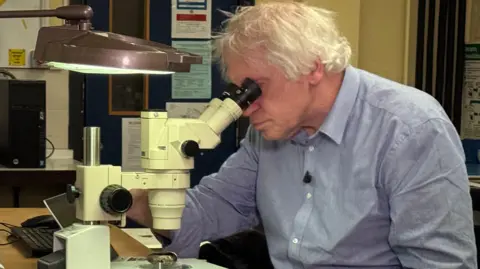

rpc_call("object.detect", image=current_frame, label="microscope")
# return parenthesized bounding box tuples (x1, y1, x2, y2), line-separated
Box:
(51, 79, 261, 269)
(0, 3, 260, 268)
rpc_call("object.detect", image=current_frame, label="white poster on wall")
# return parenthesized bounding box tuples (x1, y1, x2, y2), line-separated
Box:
(461, 44, 480, 139)
(171, 0, 212, 39)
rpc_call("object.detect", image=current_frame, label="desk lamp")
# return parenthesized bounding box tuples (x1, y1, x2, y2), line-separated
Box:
(0, 5, 261, 269)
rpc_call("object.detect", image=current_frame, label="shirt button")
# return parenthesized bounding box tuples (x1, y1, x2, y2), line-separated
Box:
(306, 193, 312, 199)
(308, 146, 314, 152)
(292, 238, 299, 244)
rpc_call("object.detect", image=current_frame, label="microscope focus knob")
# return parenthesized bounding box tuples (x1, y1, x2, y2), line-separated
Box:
(100, 185, 133, 214)
(66, 184, 81, 203)
(181, 140, 200, 157)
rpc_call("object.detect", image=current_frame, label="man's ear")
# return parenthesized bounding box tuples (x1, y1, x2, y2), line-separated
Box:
(307, 59, 324, 85)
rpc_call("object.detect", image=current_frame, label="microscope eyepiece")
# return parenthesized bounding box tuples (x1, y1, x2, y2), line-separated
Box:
(200, 78, 262, 135)
(221, 78, 262, 110)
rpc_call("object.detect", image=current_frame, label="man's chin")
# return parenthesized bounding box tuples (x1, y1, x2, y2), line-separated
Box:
(259, 130, 288, 141)
(258, 127, 300, 141)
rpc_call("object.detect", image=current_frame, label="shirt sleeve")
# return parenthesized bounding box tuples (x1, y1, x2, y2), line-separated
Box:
(382, 118, 477, 269)
(164, 127, 260, 258)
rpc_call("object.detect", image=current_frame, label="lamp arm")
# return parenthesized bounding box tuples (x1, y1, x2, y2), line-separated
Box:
(0, 5, 93, 21)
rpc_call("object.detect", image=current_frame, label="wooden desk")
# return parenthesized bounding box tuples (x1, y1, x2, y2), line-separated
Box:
(0, 208, 150, 269)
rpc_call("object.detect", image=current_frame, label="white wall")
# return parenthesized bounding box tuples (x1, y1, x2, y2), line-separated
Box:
(254, 0, 418, 85)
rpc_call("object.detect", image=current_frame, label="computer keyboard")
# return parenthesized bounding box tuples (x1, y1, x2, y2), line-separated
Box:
(11, 227, 56, 257)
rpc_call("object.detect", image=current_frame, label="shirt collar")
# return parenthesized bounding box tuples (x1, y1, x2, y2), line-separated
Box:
(319, 65, 360, 144)
(291, 65, 360, 145)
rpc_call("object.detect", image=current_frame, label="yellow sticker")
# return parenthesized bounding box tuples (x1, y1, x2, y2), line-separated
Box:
(8, 49, 25, 66)
(0, 0, 5, 7)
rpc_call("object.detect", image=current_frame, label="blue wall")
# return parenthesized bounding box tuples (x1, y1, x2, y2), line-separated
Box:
(463, 140, 480, 164)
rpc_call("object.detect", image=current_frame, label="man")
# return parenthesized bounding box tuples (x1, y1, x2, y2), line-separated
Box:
(127, 2, 477, 268)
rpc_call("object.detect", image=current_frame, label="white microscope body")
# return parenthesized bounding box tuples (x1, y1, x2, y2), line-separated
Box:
(51, 79, 261, 269)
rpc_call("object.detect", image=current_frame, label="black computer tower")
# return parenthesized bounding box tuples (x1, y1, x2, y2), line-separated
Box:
(0, 79, 46, 168)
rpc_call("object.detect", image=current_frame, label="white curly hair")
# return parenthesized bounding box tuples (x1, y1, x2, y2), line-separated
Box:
(213, 1, 352, 80)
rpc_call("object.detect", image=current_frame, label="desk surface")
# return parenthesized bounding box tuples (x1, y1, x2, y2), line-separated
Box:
(0, 208, 150, 269)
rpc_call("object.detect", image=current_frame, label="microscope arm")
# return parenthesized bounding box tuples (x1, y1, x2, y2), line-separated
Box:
(117, 96, 245, 230)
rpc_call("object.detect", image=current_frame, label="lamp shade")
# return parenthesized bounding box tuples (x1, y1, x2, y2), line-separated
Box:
(33, 26, 203, 74)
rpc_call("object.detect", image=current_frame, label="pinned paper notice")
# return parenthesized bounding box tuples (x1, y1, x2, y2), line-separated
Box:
(171, 0, 212, 39)
(171, 40, 212, 99)
(462, 44, 480, 139)
(8, 49, 25, 66)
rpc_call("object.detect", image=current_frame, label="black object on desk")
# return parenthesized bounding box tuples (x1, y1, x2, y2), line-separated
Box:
(11, 225, 56, 257)
(37, 249, 66, 269)
(11, 214, 62, 257)
(21, 215, 58, 229)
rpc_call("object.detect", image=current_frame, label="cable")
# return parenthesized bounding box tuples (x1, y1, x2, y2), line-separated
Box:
(0, 222, 19, 246)
(0, 69, 16, 79)
(0, 229, 18, 246)
(46, 138, 55, 159)
(0, 222, 18, 229)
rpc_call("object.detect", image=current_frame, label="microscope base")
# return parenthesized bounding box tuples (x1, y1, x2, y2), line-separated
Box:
(53, 223, 110, 269)
(51, 224, 225, 269)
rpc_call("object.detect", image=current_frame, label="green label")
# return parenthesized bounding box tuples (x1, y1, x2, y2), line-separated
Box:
(465, 44, 480, 60)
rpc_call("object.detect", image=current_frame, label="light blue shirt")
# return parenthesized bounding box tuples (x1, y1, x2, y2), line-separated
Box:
(166, 66, 477, 268)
